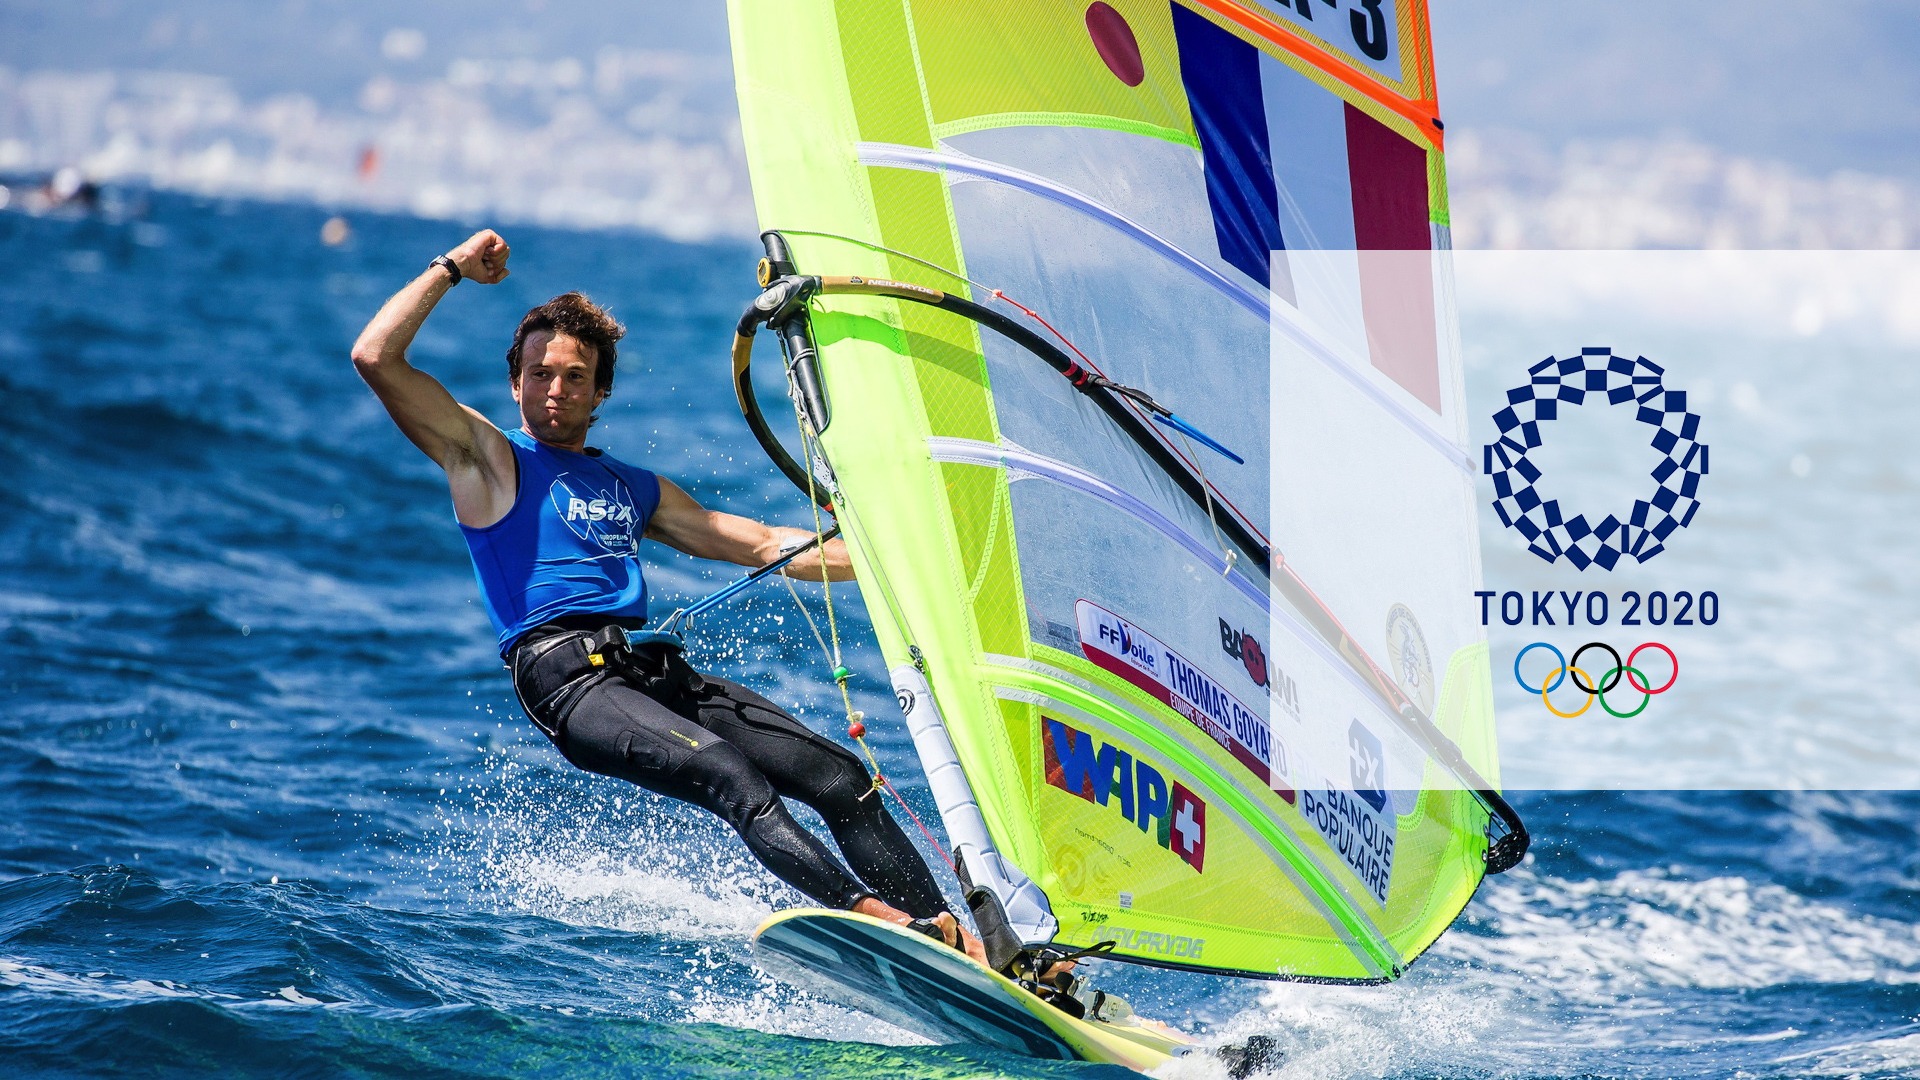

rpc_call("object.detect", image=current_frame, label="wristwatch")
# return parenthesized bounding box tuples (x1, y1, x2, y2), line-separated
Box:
(430, 254, 462, 285)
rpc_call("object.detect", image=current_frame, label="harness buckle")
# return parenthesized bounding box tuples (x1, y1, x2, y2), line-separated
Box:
(583, 625, 698, 698)
(588, 625, 687, 661)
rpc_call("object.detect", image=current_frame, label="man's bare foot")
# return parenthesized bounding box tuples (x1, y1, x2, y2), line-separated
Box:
(934, 910, 990, 966)
(851, 897, 988, 966)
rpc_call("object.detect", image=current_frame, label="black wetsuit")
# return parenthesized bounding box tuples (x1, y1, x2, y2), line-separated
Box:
(508, 617, 951, 917)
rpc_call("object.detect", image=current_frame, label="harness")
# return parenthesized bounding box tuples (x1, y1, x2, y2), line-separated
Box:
(509, 623, 703, 739)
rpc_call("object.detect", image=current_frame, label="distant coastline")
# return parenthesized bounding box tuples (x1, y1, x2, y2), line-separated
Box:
(3, 62, 1916, 250)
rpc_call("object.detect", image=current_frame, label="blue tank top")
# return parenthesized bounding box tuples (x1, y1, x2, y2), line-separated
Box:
(461, 429, 663, 654)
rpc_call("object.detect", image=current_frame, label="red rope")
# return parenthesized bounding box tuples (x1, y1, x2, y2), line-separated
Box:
(986, 287, 1271, 548)
(990, 288, 1108, 378)
(875, 772, 954, 873)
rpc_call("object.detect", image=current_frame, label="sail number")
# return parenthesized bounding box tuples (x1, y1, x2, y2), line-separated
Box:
(1272, 0, 1395, 65)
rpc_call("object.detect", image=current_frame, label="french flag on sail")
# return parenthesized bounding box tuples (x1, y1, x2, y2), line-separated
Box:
(1172, 5, 1442, 415)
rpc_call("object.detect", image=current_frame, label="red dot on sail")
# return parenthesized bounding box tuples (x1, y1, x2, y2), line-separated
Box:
(1085, 3, 1145, 87)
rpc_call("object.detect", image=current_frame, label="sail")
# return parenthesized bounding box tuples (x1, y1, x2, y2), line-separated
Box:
(726, 0, 1517, 982)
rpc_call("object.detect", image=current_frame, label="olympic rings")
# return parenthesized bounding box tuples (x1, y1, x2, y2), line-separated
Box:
(1516, 642, 1679, 716)
(1598, 665, 1652, 718)
(1568, 642, 1624, 694)
(1626, 642, 1679, 694)
(1514, 642, 1567, 695)
(1541, 666, 1596, 718)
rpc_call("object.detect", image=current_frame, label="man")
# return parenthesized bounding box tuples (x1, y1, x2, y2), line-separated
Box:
(351, 228, 982, 962)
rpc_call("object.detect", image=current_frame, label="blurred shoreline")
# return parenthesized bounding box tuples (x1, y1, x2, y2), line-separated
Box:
(0, 58, 751, 242)
(4, 62, 1917, 249)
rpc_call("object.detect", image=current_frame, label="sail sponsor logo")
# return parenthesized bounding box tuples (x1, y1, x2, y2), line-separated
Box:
(1103, 926, 1205, 960)
(1095, 617, 1160, 676)
(548, 474, 640, 555)
(1042, 717, 1205, 873)
(843, 275, 937, 299)
(1383, 604, 1435, 715)
(1076, 600, 1291, 799)
(1348, 718, 1388, 813)
(1218, 618, 1301, 719)
(1300, 720, 1397, 904)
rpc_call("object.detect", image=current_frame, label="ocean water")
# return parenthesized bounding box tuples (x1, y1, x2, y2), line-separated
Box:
(2, 193, 1918, 1079)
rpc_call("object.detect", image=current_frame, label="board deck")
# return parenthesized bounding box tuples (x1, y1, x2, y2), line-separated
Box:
(751, 909, 1195, 1070)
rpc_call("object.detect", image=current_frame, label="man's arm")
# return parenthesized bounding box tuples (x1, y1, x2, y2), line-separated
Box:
(350, 229, 516, 527)
(645, 478, 857, 581)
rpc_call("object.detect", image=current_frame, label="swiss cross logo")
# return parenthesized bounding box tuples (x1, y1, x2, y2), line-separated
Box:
(1169, 783, 1206, 871)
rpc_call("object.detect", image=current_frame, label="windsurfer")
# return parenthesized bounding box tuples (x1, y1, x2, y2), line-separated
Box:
(350, 228, 984, 963)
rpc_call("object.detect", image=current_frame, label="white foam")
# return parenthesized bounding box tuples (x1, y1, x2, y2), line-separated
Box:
(482, 848, 771, 941)
(1446, 867, 1920, 994)
(0, 958, 228, 1003)
(429, 750, 958, 1045)
(1160, 862, 1920, 1078)
(432, 752, 786, 940)
(1777, 1032, 1920, 1076)
(1152, 976, 1510, 1080)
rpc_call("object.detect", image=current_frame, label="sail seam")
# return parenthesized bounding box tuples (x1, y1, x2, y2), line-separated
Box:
(932, 111, 1198, 148)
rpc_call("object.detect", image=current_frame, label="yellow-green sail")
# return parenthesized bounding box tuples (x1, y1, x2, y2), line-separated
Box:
(726, 0, 1521, 982)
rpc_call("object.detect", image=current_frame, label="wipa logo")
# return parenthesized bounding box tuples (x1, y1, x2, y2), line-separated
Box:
(1042, 717, 1205, 872)
(548, 474, 640, 556)
(1483, 348, 1708, 570)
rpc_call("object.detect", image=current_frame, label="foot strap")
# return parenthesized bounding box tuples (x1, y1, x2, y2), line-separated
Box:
(905, 916, 961, 953)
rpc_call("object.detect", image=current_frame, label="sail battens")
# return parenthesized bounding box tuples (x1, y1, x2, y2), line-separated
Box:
(927, 437, 1268, 608)
(860, 141, 1472, 471)
(929, 436, 1475, 785)
(858, 141, 1273, 321)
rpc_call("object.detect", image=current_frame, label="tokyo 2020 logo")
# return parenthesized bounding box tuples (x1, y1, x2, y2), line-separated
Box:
(1483, 348, 1709, 570)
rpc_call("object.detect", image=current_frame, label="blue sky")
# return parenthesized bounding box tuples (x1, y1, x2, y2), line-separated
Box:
(4, 1, 1916, 186)
(1430, 4, 1920, 180)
